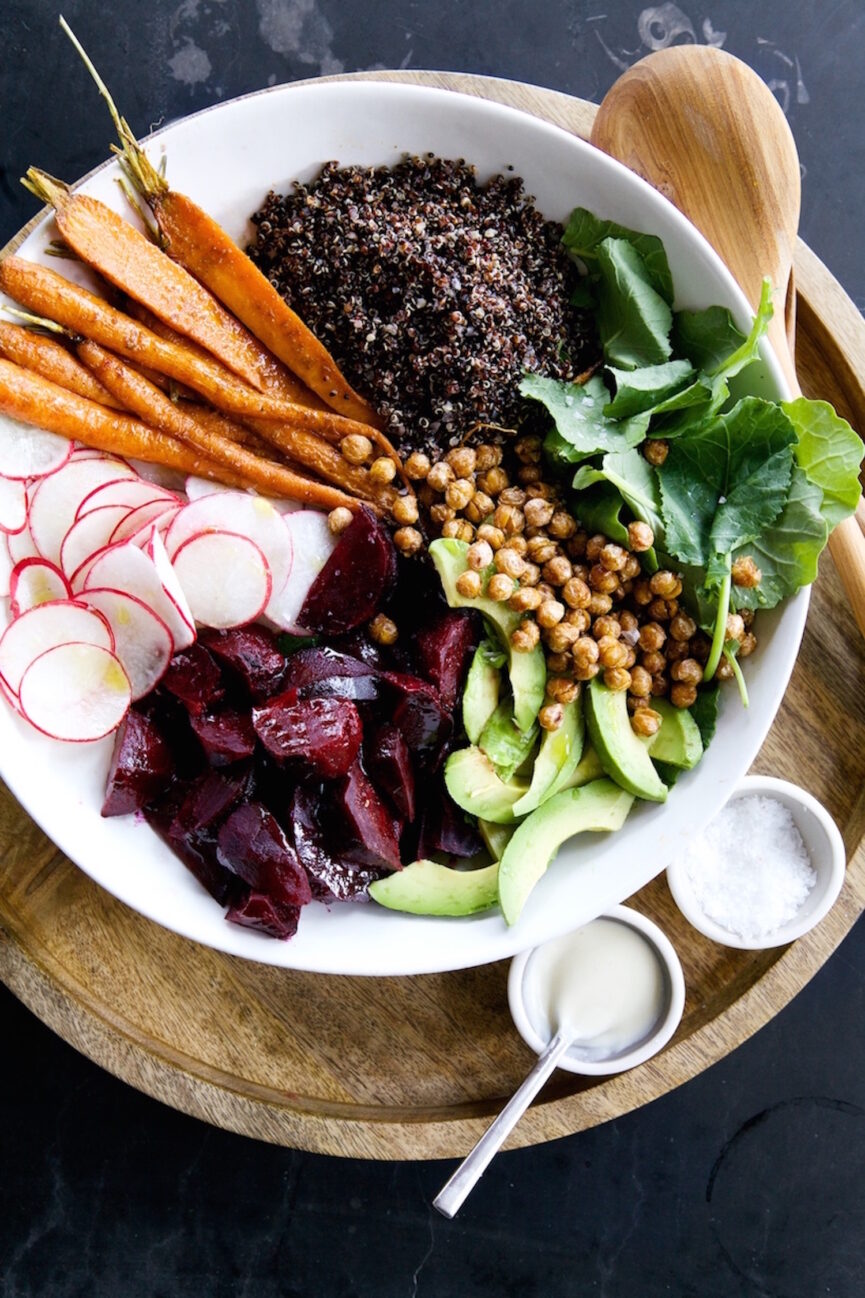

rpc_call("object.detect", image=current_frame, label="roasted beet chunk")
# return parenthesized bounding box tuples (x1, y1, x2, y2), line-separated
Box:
(281, 646, 382, 702)
(145, 788, 239, 906)
(217, 802, 312, 908)
(335, 761, 402, 872)
(101, 709, 173, 817)
(226, 891, 300, 941)
(175, 767, 253, 834)
(418, 781, 484, 860)
(385, 672, 452, 763)
(189, 708, 257, 766)
(200, 626, 287, 701)
(161, 643, 224, 715)
(252, 695, 362, 779)
(290, 784, 382, 901)
(299, 507, 397, 635)
(366, 722, 415, 820)
(413, 609, 479, 711)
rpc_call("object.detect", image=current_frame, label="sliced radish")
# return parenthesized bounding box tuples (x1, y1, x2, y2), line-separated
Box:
(84, 541, 194, 651)
(7, 523, 40, 567)
(184, 476, 234, 502)
(171, 531, 272, 629)
(0, 412, 72, 480)
(123, 504, 182, 550)
(0, 478, 27, 535)
(268, 510, 337, 632)
(0, 599, 114, 695)
(69, 446, 128, 463)
(164, 495, 293, 623)
(28, 457, 137, 562)
(61, 506, 132, 579)
(146, 530, 196, 646)
(18, 641, 131, 742)
(83, 588, 173, 700)
(0, 543, 13, 601)
(77, 478, 179, 519)
(109, 498, 177, 545)
(10, 559, 72, 618)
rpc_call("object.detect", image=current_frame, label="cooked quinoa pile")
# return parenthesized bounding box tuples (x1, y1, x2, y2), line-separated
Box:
(248, 156, 597, 456)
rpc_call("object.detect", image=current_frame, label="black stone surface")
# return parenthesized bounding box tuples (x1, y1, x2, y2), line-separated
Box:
(2, 2, 865, 1293)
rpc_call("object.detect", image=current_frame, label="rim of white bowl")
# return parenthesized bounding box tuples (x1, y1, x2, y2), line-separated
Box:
(665, 774, 847, 950)
(507, 903, 686, 1075)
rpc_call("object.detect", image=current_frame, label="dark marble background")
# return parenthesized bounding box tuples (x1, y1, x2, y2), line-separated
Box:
(2, 2, 865, 1294)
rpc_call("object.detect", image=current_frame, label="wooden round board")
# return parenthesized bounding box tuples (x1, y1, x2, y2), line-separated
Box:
(2, 72, 864, 1161)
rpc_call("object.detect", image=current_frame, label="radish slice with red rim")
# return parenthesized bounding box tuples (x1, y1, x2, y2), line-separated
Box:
(83, 540, 195, 652)
(184, 476, 234, 502)
(7, 523, 40, 567)
(60, 505, 132, 579)
(171, 530, 272, 629)
(122, 505, 182, 551)
(146, 530, 196, 644)
(0, 413, 72, 481)
(83, 588, 174, 700)
(29, 458, 137, 562)
(0, 599, 114, 695)
(109, 498, 177, 545)
(165, 494, 292, 612)
(18, 641, 131, 742)
(267, 510, 337, 632)
(10, 559, 72, 618)
(0, 478, 27, 535)
(0, 541, 13, 602)
(77, 478, 180, 518)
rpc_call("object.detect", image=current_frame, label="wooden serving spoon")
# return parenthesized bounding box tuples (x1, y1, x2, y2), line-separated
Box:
(590, 44, 865, 640)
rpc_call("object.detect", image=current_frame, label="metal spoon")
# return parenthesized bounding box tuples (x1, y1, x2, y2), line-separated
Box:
(590, 44, 865, 640)
(433, 1026, 577, 1219)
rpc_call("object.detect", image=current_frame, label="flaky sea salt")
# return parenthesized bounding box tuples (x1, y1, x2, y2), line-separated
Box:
(685, 794, 817, 940)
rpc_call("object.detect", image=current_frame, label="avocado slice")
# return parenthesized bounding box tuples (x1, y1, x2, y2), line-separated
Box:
(479, 698, 539, 781)
(444, 745, 528, 823)
(511, 695, 585, 817)
(369, 859, 499, 916)
(559, 744, 605, 790)
(646, 698, 703, 769)
(430, 537, 545, 732)
(498, 778, 635, 925)
(463, 641, 502, 744)
(585, 677, 668, 803)
(478, 818, 514, 861)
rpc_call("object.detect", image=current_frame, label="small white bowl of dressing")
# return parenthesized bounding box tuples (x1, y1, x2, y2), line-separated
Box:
(507, 905, 686, 1076)
(666, 774, 847, 950)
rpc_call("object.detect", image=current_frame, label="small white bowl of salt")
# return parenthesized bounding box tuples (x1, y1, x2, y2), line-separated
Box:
(666, 775, 846, 949)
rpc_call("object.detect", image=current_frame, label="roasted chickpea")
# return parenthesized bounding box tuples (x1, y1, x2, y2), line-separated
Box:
(341, 433, 374, 465)
(445, 478, 475, 512)
(369, 613, 398, 646)
(466, 540, 494, 571)
(404, 450, 432, 480)
(487, 573, 515, 602)
(392, 494, 420, 526)
(370, 456, 397, 485)
(539, 703, 564, 732)
(511, 621, 541, 653)
(474, 443, 502, 471)
(643, 438, 669, 466)
(455, 570, 482, 599)
(426, 461, 455, 493)
(394, 526, 423, 556)
(604, 667, 632, 692)
(631, 707, 662, 737)
(509, 586, 544, 613)
(445, 446, 477, 478)
(670, 682, 698, 708)
(327, 506, 353, 535)
(536, 598, 565, 628)
(627, 520, 654, 552)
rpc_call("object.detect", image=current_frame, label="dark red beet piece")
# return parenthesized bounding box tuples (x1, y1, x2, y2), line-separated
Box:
(413, 609, 479, 711)
(200, 625, 287, 701)
(175, 767, 253, 833)
(298, 507, 397, 635)
(384, 672, 452, 763)
(366, 723, 415, 820)
(145, 790, 239, 906)
(417, 782, 484, 859)
(189, 708, 257, 766)
(335, 761, 403, 872)
(283, 646, 378, 687)
(217, 802, 312, 908)
(226, 891, 300, 940)
(290, 785, 382, 901)
(161, 643, 224, 715)
(101, 709, 173, 817)
(252, 695, 362, 779)
(332, 629, 390, 669)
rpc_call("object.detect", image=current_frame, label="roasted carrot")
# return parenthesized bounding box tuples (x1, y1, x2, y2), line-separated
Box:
(0, 258, 398, 456)
(0, 358, 248, 485)
(58, 20, 380, 429)
(0, 321, 123, 408)
(183, 404, 283, 457)
(77, 341, 369, 511)
(24, 166, 330, 412)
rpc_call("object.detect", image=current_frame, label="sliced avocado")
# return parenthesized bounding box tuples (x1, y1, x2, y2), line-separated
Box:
(463, 641, 502, 744)
(369, 859, 499, 916)
(559, 744, 605, 790)
(511, 695, 585, 817)
(478, 698, 539, 781)
(498, 778, 635, 925)
(585, 677, 668, 803)
(430, 537, 545, 732)
(645, 698, 703, 769)
(444, 745, 527, 823)
(479, 818, 514, 861)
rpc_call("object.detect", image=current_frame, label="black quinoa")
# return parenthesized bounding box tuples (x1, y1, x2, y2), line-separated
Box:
(248, 156, 598, 457)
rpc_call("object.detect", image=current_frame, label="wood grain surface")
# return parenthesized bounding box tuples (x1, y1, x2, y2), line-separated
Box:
(1, 72, 863, 1161)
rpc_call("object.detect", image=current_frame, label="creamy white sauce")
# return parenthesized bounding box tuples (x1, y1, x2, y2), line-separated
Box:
(526, 918, 666, 1060)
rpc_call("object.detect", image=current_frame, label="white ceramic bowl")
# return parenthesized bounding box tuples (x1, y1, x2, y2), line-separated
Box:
(508, 904, 686, 1074)
(0, 80, 808, 974)
(666, 775, 846, 949)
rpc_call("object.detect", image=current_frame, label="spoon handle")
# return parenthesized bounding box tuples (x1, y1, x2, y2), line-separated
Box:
(433, 1029, 574, 1219)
